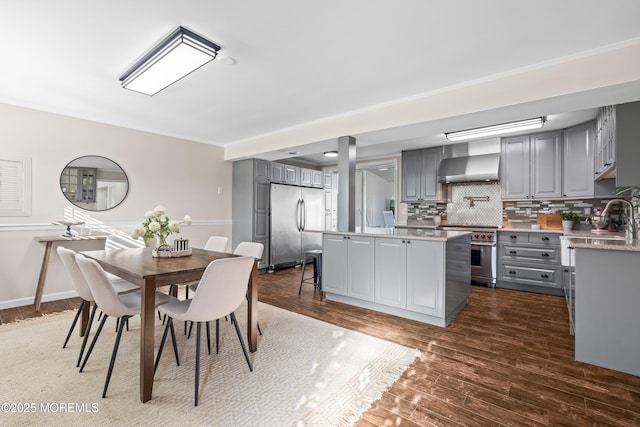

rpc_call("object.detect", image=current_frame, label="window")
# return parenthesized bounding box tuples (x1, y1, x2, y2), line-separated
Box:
(0, 156, 31, 216)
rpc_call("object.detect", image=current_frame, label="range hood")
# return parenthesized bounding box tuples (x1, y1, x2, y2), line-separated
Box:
(438, 153, 501, 183)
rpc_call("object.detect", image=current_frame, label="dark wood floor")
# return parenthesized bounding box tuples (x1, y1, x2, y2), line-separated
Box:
(3, 266, 639, 426)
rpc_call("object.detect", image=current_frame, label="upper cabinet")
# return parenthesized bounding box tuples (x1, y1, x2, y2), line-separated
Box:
(300, 168, 323, 188)
(501, 131, 562, 200)
(562, 121, 595, 198)
(401, 146, 443, 202)
(271, 162, 300, 186)
(594, 101, 640, 187)
(594, 105, 616, 179)
(612, 101, 640, 188)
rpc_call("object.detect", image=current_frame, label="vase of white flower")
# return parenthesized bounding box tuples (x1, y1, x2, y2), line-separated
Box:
(131, 205, 192, 256)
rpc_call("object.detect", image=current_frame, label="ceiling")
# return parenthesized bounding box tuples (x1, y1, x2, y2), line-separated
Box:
(2, 1, 640, 166)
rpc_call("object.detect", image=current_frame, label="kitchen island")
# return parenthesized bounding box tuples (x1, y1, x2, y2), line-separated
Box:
(569, 236, 640, 376)
(322, 229, 471, 327)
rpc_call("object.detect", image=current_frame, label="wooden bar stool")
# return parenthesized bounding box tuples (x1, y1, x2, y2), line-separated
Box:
(298, 249, 323, 300)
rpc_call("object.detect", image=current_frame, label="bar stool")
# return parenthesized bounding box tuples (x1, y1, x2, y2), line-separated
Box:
(299, 249, 323, 300)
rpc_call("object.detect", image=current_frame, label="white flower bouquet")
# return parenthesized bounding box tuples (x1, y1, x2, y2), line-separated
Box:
(131, 205, 192, 246)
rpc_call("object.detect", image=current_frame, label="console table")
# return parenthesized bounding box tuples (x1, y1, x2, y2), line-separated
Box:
(34, 235, 107, 310)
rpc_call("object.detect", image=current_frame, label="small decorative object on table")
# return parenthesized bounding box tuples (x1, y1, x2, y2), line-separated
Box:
(131, 205, 192, 257)
(52, 220, 85, 237)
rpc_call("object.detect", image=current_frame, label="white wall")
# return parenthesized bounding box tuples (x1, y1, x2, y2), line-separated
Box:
(0, 103, 232, 308)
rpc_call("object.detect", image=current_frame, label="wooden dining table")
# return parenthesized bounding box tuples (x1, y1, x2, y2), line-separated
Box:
(81, 247, 259, 403)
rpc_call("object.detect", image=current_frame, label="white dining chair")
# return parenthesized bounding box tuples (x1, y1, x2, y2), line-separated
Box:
(187, 241, 264, 338)
(74, 254, 178, 398)
(155, 256, 255, 406)
(172, 235, 230, 302)
(57, 247, 139, 367)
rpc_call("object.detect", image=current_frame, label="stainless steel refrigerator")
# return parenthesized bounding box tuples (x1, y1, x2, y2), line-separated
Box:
(270, 183, 324, 269)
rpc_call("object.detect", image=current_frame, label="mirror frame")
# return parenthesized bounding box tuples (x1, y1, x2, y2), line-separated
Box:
(60, 155, 129, 211)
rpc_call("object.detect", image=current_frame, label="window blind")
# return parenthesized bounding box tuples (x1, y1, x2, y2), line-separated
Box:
(0, 157, 31, 216)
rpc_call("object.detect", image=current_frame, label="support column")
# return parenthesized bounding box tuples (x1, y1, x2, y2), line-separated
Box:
(337, 136, 356, 232)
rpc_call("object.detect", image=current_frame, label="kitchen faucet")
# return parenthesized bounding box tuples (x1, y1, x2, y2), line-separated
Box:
(601, 198, 636, 240)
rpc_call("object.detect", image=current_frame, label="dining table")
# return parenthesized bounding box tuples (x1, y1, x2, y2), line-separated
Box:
(81, 247, 259, 403)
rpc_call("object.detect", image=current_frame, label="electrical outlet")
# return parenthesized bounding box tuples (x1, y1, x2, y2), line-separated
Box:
(217, 186, 223, 195)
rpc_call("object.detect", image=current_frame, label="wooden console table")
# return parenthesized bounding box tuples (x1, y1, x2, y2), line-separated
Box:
(33, 235, 107, 310)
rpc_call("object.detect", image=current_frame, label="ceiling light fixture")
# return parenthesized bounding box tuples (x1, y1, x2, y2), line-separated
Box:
(445, 117, 546, 142)
(119, 26, 221, 96)
(324, 151, 338, 158)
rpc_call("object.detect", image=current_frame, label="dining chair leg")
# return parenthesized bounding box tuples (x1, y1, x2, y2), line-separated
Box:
(215, 319, 220, 354)
(195, 322, 201, 406)
(187, 321, 194, 339)
(155, 318, 180, 374)
(103, 315, 128, 398)
(80, 313, 109, 372)
(206, 322, 211, 355)
(230, 312, 253, 372)
(63, 299, 86, 348)
(77, 303, 99, 367)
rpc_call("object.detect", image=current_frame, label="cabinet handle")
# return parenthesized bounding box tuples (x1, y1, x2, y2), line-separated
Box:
(541, 253, 549, 257)
(509, 250, 517, 254)
(402, 240, 405, 243)
(541, 274, 549, 278)
(509, 270, 516, 275)
(407, 240, 411, 244)
(510, 235, 517, 239)
(541, 237, 549, 241)
(605, 163, 611, 166)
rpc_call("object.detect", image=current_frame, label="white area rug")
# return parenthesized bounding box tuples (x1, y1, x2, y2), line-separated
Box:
(0, 302, 419, 426)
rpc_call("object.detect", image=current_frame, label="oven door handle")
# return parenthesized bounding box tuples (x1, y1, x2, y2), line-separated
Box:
(470, 242, 497, 247)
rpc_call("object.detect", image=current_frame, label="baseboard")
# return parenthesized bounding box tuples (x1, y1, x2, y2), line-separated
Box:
(0, 290, 78, 310)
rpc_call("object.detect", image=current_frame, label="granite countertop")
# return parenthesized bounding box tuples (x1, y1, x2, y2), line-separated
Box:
(323, 228, 471, 242)
(567, 235, 640, 252)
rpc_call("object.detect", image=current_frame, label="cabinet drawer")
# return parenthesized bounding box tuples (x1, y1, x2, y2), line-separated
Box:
(500, 245, 560, 264)
(499, 231, 529, 243)
(499, 263, 561, 287)
(528, 233, 560, 245)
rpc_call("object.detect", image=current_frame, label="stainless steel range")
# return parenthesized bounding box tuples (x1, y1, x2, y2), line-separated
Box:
(442, 225, 497, 287)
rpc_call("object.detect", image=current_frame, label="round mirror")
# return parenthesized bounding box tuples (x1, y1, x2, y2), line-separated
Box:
(60, 156, 129, 211)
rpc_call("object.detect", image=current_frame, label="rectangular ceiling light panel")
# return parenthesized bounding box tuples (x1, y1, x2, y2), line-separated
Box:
(445, 117, 545, 142)
(120, 26, 221, 96)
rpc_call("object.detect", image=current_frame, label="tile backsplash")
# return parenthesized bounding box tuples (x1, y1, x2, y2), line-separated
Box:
(406, 183, 630, 229)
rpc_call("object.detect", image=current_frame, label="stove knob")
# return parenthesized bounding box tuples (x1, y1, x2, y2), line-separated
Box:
(487, 234, 493, 239)
(480, 234, 486, 239)
(474, 233, 479, 238)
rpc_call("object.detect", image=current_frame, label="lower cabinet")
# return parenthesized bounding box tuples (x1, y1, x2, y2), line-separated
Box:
(374, 238, 444, 317)
(323, 232, 470, 327)
(322, 234, 374, 300)
(496, 231, 563, 295)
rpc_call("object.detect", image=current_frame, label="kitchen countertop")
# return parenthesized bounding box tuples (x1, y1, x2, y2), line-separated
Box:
(567, 235, 640, 252)
(323, 228, 471, 242)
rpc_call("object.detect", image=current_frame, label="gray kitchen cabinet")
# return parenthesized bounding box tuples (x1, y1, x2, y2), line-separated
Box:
(496, 231, 563, 295)
(322, 234, 348, 295)
(613, 101, 640, 187)
(562, 121, 595, 198)
(300, 168, 324, 188)
(375, 237, 444, 316)
(406, 239, 444, 317)
(401, 147, 442, 202)
(374, 237, 407, 308)
(594, 101, 640, 186)
(271, 162, 300, 185)
(501, 132, 561, 200)
(232, 159, 271, 269)
(322, 234, 374, 300)
(594, 105, 616, 178)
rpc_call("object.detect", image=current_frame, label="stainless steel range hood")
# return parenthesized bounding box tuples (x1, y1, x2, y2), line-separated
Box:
(438, 153, 500, 183)
(437, 139, 501, 183)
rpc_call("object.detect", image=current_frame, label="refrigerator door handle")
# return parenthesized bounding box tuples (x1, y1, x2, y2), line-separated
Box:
(296, 199, 302, 232)
(301, 199, 306, 231)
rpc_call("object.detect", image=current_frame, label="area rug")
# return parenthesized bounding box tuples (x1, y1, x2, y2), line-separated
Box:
(0, 302, 419, 426)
